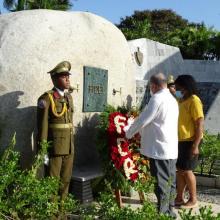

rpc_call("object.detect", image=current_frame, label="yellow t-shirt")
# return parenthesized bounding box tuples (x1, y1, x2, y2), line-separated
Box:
(178, 95, 204, 141)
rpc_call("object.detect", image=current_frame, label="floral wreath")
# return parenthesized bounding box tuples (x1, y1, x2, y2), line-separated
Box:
(108, 112, 149, 182)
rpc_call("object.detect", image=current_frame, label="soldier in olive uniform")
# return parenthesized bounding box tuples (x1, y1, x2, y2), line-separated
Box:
(37, 61, 74, 200)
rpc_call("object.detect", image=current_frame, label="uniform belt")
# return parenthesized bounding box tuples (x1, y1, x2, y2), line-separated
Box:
(49, 123, 73, 129)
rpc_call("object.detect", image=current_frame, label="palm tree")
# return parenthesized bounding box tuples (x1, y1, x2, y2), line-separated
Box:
(29, 0, 72, 10)
(3, 0, 72, 11)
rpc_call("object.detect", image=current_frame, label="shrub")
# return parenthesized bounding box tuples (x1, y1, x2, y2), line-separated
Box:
(198, 132, 220, 176)
(80, 192, 220, 220)
(0, 134, 78, 219)
(179, 206, 220, 220)
(81, 192, 172, 220)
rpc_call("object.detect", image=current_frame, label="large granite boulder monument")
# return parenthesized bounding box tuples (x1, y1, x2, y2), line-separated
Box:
(0, 10, 135, 169)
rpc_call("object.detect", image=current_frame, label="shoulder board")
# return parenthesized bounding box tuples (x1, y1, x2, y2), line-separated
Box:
(38, 91, 51, 108)
(38, 90, 53, 103)
(46, 90, 54, 95)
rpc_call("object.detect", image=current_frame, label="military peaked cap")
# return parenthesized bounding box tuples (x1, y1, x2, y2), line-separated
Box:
(167, 74, 175, 85)
(48, 61, 71, 76)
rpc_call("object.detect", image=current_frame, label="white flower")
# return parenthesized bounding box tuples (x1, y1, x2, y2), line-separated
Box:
(114, 115, 126, 134)
(117, 138, 128, 157)
(123, 157, 138, 180)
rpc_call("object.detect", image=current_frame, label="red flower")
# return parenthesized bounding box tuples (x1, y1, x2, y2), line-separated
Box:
(107, 112, 140, 181)
(108, 112, 127, 137)
(130, 172, 138, 181)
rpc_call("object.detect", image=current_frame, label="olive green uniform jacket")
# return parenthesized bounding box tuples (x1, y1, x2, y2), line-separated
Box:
(37, 88, 74, 155)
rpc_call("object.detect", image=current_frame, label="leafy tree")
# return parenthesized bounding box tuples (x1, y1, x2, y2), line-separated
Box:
(209, 32, 220, 60)
(28, 0, 72, 10)
(118, 9, 220, 60)
(118, 9, 189, 42)
(166, 25, 217, 60)
(119, 18, 152, 40)
(3, 0, 72, 11)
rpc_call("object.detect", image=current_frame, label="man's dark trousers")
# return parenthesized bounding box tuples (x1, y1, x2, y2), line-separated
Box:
(150, 158, 177, 217)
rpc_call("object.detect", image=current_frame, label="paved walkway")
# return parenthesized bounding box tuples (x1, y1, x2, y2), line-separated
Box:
(122, 187, 220, 219)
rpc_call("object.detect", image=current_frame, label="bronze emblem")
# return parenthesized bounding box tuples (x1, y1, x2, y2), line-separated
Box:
(134, 47, 143, 66)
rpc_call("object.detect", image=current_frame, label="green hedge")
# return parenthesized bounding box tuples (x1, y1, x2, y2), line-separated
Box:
(197, 132, 220, 176)
(1, 133, 219, 219)
(0, 134, 78, 220)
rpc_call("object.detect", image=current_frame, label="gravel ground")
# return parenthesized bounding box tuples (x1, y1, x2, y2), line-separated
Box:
(197, 186, 220, 204)
(123, 188, 220, 219)
(126, 186, 220, 205)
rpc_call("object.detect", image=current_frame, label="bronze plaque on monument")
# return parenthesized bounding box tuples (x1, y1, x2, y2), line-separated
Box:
(83, 66, 108, 112)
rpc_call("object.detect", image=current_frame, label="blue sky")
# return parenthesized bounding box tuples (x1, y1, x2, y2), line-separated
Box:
(1, 0, 220, 30)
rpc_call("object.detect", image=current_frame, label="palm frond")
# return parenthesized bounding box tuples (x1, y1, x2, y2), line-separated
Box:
(3, 0, 16, 10)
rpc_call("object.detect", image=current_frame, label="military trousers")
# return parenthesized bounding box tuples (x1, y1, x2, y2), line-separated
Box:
(49, 154, 74, 200)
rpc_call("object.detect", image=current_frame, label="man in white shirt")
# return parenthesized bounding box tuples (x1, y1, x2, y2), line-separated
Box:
(126, 73, 179, 217)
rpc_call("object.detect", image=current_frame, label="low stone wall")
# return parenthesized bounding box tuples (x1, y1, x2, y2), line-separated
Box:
(196, 175, 220, 189)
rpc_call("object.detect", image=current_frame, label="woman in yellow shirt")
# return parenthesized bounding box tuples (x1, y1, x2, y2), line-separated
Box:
(174, 75, 204, 209)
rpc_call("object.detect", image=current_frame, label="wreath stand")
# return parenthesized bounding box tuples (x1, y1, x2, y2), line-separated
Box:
(114, 189, 145, 208)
